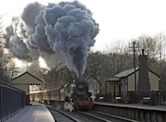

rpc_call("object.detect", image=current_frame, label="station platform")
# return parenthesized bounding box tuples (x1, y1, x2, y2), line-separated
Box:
(5, 102, 55, 122)
(94, 101, 166, 112)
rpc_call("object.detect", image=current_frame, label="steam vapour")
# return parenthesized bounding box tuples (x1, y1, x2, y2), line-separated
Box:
(7, 1, 99, 77)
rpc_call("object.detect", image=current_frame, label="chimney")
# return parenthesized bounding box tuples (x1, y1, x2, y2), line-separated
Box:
(137, 49, 150, 92)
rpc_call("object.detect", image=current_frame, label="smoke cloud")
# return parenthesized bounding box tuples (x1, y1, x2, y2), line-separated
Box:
(7, 1, 99, 77)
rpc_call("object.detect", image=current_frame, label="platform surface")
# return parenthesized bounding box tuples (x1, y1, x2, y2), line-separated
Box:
(5, 102, 55, 122)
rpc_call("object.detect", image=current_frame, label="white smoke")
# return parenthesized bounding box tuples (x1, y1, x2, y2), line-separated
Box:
(7, 1, 99, 78)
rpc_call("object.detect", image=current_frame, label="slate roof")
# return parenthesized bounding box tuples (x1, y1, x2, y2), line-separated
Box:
(114, 67, 159, 78)
(115, 67, 139, 78)
(12, 71, 44, 84)
(86, 75, 101, 82)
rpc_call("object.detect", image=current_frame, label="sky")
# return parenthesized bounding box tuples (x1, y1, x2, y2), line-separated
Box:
(1, 0, 166, 51)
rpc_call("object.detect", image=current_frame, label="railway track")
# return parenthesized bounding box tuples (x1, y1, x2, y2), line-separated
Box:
(71, 111, 111, 122)
(83, 111, 138, 122)
(47, 106, 112, 122)
(48, 105, 138, 122)
(48, 107, 79, 122)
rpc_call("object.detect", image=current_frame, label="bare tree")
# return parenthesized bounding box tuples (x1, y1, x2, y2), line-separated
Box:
(0, 16, 11, 82)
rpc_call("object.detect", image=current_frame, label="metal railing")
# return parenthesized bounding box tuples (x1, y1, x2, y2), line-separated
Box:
(0, 81, 25, 121)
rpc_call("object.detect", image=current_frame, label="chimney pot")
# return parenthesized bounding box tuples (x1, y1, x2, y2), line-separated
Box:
(142, 49, 145, 55)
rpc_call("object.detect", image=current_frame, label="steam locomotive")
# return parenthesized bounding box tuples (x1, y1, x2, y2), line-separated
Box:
(30, 79, 93, 111)
(70, 80, 93, 110)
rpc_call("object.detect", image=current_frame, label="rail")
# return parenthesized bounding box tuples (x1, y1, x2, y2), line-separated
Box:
(47, 105, 80, 122)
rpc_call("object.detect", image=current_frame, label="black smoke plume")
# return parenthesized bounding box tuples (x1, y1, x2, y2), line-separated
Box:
(7, 1, 99, 77)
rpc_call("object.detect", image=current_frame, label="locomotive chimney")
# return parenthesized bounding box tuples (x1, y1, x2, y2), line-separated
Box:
(137, 49, 150, 92)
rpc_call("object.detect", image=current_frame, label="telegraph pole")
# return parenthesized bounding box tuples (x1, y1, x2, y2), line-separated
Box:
(133, 41, 137, 92)
(129, 41, 138, 92)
